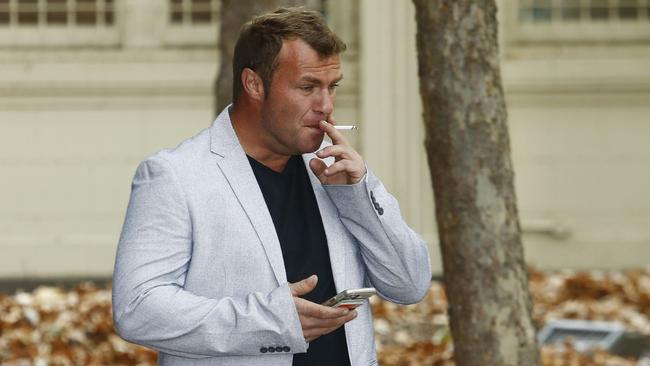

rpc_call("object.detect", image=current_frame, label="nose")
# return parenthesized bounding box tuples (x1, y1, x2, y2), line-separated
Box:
(314, 89, 334, 116)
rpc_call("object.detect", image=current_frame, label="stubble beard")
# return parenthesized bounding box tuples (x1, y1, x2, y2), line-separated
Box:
(261, 106, 324, 156)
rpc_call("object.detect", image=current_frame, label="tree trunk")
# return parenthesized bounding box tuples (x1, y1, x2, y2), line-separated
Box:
(411, 1, 540, 365)
(215, 0, 322, 115)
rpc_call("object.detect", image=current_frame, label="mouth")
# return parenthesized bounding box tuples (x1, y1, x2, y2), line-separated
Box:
(303, 117, 328, 131)
(303, 125, 325, 140)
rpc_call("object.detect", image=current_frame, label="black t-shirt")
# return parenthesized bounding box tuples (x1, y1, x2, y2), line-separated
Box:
(247, 154, 351, 366)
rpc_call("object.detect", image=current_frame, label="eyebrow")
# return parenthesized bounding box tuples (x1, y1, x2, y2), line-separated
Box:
(298, 75, 344, 85)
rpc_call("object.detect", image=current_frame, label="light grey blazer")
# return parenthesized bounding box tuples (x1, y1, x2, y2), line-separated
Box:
(112, 108, 432, 366)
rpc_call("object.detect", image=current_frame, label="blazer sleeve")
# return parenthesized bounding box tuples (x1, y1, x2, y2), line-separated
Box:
(112, 155, 307, 358)
(322, 169, 432, 304)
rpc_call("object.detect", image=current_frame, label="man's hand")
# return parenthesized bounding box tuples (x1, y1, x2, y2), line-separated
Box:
(309, 120, 367, 185)
(289, 275, 357, 342)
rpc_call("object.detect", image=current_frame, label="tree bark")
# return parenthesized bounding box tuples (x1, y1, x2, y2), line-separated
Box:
(215, 0, 322, 115)
(411, 1, 540, 365)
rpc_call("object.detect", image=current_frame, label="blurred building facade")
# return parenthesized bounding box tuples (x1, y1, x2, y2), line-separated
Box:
(0, 0, 648, 278)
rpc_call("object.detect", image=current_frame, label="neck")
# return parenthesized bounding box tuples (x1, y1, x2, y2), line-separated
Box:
(230, 101, 291, 172)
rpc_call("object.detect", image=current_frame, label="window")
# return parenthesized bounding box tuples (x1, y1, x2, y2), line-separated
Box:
(509, 0, 650, 43)
(0, 0, 118, 46)
(169, 0, 219, 26)
(0, 0, 115, 27)
(164, 0, 220, 46)
(518, 0, 650, 23)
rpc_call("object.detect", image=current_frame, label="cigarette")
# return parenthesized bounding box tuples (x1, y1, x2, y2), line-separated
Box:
(333, 125, 358, 130)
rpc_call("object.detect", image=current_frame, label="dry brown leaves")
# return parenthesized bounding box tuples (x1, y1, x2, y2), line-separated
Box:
(0, 269, 648, 365)
(529, 268, 650, 336)
(372, 268, 650, 365)
(0, 282, 156, 365)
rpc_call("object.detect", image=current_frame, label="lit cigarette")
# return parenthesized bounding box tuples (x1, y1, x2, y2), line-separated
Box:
(333, 125, 358, 130)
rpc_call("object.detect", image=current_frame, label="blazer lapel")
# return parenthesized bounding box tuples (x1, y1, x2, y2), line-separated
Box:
(302, 154, 347, 292)
(210, 109, 287, 286)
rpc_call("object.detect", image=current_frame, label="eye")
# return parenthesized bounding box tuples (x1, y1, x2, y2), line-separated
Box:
(299, 85, 315, 92)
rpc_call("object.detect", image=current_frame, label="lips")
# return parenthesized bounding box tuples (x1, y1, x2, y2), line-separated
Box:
(303, 122, 322, 129)
(303, 117, 330, 130)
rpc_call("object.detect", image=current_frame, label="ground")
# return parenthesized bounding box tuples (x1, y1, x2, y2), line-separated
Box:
(0, 269, 648, 365)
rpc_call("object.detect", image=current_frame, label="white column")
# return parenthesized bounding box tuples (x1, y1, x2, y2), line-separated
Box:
(359, 0, 440, 274)
(327, 0, 361, 148)
(119, 0, 166, 48)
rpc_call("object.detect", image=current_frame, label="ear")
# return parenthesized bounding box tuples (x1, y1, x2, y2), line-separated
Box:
(241, 68, 265, 101)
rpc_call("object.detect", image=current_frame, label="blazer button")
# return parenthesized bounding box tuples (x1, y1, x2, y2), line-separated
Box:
(268, 347, 275, 353)
(275, 346, 283, 353)
(283, 346, 291, 352)
(260, 347, 268, 353)
(377, 207, 384, 215)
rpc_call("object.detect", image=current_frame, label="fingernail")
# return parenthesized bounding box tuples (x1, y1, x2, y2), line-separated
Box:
(324, 169, 329, 175)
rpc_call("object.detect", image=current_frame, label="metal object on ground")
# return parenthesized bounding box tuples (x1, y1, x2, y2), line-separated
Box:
(538, 319, 648, 358)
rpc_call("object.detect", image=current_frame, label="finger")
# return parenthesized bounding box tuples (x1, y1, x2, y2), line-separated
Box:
(296, 299, 349, 319)
(319, 120, 349, 147)
(315, 145, 355, 161)
(322, 160, 360, 178)
(303, 325, 342, 341)
(298, 313, 350, 330)
(289, 275, 318, 297)
(310, 309, 357, 325)
(308, 158, 328, 184)
(302, 311, 358, 340)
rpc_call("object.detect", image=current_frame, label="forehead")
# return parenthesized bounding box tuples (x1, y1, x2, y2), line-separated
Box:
(276, 39, 341, 78)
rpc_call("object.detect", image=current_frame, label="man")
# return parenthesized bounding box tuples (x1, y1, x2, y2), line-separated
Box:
(112, 7, 431, 366)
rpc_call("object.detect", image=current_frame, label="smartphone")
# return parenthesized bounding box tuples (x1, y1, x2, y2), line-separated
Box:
(322, 287, 377, 309)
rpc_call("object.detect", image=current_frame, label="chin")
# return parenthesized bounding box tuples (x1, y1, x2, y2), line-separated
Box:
(297, 133, 324, 154)
(309, 136, 325, 153)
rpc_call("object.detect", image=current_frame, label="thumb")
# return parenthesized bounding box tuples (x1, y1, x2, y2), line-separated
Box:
(289, 275, 318, 297)
(309, 158, 327, 184)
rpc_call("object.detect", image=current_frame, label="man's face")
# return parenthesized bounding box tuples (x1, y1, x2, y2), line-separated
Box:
(258, 39, 342, 156)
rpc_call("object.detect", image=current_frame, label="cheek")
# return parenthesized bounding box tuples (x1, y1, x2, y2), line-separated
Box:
(291, 93, 315, 111)
(263, 103, 289, 129)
